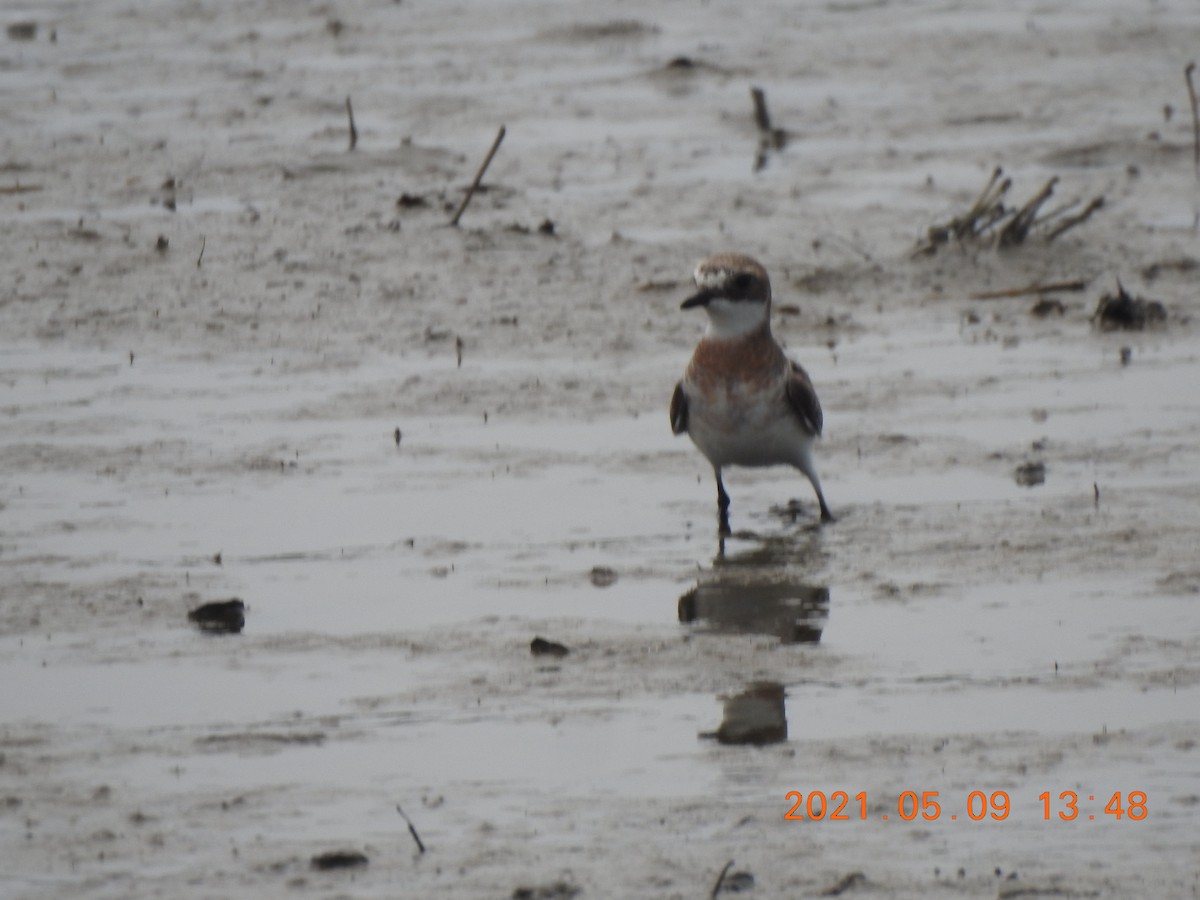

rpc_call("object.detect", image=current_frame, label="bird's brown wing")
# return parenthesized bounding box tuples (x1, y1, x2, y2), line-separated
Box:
(785, 361, 823, 437)
(670, 382, 689, 435)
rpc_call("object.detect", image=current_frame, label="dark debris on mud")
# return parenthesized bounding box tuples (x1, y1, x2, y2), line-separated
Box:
(820, 871, 868, 896)
(530, 636, 570, 657)
(186, 598, 246, 634)
(1091, 281, 1167, 331)
(310, 849, 368, 870)
(512, 881, 581, 900)
(1014, 461, 1047, 487)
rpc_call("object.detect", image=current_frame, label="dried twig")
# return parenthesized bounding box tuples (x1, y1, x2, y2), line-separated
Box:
(196, 235, 206, 268)
(710, 860, 735, 900)
(998, 176, 1057, 247)
(970, 279, 1087, 300)
(1186, 62, 1199, 178)
(961, 166, 1010, 237)
(918, 166, 1100, 256)
(395, 804, 426, 854)
(345, 96, 358, 151)
(449, 126, 506, 227)
(820, 871, 867, 896)
(913, 167, 1010, 255)
(750, 86, 788, 172)
(1027, 196, 1079, 230)
(1044, 196, 1105, 241)
(751, 87, 772, 133)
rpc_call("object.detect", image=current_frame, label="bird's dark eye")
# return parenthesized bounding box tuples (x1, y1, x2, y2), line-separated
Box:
(732, 273, 753, 291)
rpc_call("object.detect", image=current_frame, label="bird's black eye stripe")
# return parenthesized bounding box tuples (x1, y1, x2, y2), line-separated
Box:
(732, 273, 753, 291)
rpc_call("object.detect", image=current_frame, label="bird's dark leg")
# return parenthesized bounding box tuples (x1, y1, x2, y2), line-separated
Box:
(715, 469, 732, 536)
(816, 488, 834, 524)
(797, 459, 834, 524)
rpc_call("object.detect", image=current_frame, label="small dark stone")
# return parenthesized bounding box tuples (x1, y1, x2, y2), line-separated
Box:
(310, 850, 367, 870)
(7, 22, 37, 41)
(1014, 461, 1045, 487)
(397, 193, 427, 208)
(187, 599, 245, 634)
(589, 565, 618, 587)
(512, 882, 580, 900)
(1029, 297, 1064, 317)
(720, 870, 755, 893)
(155, 235, 169, 252)
(530, 636, 569, 658)
(537, 218, 555, 235)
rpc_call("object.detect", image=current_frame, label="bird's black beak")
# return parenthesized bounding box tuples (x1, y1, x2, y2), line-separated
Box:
(681, 289, 715, 310)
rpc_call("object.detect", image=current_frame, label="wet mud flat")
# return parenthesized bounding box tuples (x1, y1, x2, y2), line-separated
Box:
(2, 1, 1200, 897)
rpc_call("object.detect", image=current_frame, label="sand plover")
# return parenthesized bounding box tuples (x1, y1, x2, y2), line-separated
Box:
(670, 253, 832, 534)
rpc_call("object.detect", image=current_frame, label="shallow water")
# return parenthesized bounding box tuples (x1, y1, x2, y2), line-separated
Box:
(4, 336, 1196, 763)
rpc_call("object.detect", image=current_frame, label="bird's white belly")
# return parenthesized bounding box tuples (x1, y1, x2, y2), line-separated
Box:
(686, 382, 809, 469)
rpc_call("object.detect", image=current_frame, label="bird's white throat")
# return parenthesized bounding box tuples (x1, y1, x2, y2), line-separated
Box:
(702, 297, 771, 340)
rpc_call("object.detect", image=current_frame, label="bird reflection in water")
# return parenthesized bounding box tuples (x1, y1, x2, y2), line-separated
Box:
(705, 681, 788, 746)
(678, 533, 830, 645)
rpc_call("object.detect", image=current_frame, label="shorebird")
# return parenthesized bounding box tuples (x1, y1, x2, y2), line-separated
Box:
(670, 253, 832, 535)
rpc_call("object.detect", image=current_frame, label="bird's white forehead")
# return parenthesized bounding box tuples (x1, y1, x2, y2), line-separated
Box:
(694, 264, 734, 290)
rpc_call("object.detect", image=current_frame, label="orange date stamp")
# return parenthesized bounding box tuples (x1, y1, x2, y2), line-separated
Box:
(784, 790, 1148, 822)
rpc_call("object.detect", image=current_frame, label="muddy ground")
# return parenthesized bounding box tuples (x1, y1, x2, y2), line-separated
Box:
(2, 1, 1200, 897)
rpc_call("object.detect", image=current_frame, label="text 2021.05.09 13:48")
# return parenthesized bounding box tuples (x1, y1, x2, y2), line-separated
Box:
(784, 790, 1148, 822)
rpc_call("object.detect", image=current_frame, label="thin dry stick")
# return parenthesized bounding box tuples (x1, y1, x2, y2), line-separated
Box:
(710, 860, 735, 900)
(820, 871, 867, 897)
(914, 168, 1009, 256)
(395, 804, 426, 854)
(1031, 196, 1081, 229)
(749, 86, 786, 172)
(750, 86, 772, 133)
(346, 96, 358, 151)
(998, 176, 1057, 246)
(1045, 196, 1105, 242)
(1186, 63, 1199, 177)
(958, 166, 1010, 236)
(965, 167, 1006, 222)
(449, 125, 506, 227)
(196, 235, 206, 268)
(955, 168, 1010, 241)
(970, 278, 1087, 300)
(963, 182, 1012, 239)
